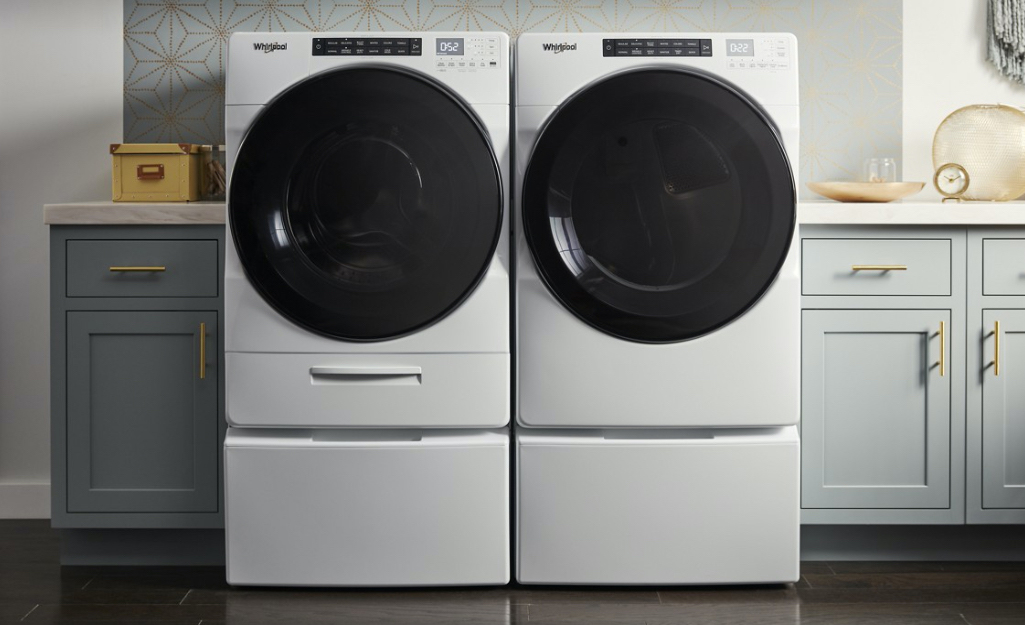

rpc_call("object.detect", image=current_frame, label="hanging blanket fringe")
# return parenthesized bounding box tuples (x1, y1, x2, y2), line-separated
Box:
(989, 0, 1025, 83)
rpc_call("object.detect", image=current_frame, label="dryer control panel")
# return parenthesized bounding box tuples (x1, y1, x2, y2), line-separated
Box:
(725, 36, 792, 70)
(432, 35, 502, 73)
(312, 37, 423, 56)
(602, 38, 712, 57)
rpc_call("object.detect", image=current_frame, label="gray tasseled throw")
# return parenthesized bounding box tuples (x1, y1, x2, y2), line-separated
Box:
(990, 0, 1025, 83)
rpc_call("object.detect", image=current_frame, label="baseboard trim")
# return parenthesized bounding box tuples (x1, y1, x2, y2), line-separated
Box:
(802, 525, 1025, 560)
(0, 482, 50, 518)
(60, 529, 225, 565)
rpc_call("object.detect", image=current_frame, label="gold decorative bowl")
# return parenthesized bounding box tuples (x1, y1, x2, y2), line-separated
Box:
(806, 181, 926, 203)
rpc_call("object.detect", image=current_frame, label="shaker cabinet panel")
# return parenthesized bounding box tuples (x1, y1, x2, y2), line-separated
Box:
(982, 239, 1025, 296)
(981, 309, 1025, 509)
(65, 311, 219, 513)
(802, 238, 951, 297)
(66, 239, 218, 298)
(802, 309, 951, 510)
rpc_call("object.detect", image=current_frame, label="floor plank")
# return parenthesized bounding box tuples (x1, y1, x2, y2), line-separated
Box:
(183, 585, 659, 606)
(804, 571, 1025, 590)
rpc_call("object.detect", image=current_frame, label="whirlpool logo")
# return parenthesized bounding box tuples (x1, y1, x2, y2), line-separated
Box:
(542, 42, 577, 54)
(253, 42, 287, 53)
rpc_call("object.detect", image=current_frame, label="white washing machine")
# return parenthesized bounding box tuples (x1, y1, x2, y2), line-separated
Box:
(514, 33, 801, 584)
(223, 31, 510, 586)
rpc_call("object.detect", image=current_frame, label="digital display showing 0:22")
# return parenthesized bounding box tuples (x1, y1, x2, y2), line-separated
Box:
(436, 38, 464, 56)
(726, 39, 755, 56)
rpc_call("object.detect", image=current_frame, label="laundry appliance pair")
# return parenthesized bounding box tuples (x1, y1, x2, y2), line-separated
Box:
(223, 31, 800, 587)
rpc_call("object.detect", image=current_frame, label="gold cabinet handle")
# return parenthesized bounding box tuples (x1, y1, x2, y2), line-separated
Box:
(939, 321, 945, 377)
(851, 265, 907, 271)
(199, 322, 206, 380)
(995, 320, 1001, 377)
(109, 266, 166, 272)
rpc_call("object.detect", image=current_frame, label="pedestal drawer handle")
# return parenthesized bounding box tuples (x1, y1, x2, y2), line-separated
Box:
(851, 265, 907, 271)
(109, 266, 166, 272)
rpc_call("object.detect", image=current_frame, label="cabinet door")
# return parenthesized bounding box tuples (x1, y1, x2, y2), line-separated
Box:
(981, 309, 1025, 509)
(66, 311, 218, 513)
(802, 309, 951, 509)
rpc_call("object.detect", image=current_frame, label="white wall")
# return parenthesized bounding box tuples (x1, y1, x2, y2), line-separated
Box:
(903, 0, 1025, 199)
(0, 0, 122, 517)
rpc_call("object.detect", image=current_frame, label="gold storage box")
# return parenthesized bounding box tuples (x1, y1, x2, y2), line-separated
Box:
(110, 143, 202, 202)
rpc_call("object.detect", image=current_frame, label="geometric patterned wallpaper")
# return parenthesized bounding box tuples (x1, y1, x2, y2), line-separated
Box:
(124, 0, 902, 191)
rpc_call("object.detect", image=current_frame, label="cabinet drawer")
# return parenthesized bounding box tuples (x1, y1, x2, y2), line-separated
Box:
(67, 240, 218, 298)
(802, 238, 951, 296)
(983, 239, 1025, 295)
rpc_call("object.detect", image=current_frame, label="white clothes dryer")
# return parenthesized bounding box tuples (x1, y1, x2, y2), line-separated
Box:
(514, 32, 800, 584)
(225, 32, 510, 430)
(224, 32, 510, 586)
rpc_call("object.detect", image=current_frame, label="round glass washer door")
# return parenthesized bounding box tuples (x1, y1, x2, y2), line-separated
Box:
(521, 67, 796, 343)
(230, 66, 503, 341)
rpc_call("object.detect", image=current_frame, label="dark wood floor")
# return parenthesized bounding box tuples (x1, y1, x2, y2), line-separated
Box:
(2, 521, 1025, 624)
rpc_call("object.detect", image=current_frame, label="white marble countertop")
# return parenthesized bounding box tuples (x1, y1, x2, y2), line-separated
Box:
(799, 200, 1025, 225)
(44, 201, 225, 225)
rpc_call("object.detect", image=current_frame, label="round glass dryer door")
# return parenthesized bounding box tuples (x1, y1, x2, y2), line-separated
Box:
(230, 67, 503, 341)
(521, 67, 795, 343)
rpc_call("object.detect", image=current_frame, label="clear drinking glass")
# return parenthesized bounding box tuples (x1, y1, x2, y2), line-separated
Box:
(862, 157, 897, 183)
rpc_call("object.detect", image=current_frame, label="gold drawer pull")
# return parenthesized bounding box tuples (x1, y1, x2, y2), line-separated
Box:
(995, 320, 1001, 377)
(939, 321, 945, 377)
(851, 265, 907, 271)
(199, 322, 206, 380)
(109, 266, 166, 272)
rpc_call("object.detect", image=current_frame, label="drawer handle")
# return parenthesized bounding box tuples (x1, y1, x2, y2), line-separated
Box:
(199, 322, 207, 380)
(994, 320, 1001, 377)
(851, 265, 907, 271)
(136, 163, 165, 180)
(310, 366, 422, 386)
(938, 321, 945, 377)
(109, 266, 166, 272)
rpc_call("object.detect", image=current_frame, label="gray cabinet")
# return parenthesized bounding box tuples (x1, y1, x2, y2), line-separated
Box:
(51, 225, 225, 529)
(66, 311, 218, 514)
(980, 309, 1025, 511)
(802, 309, 950, 510)
(800, 226, 966, 525)
(967, 231, 1025, 523)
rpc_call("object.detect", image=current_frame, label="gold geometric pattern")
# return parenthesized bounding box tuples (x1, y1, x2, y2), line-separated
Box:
(124, 0, 902, 195)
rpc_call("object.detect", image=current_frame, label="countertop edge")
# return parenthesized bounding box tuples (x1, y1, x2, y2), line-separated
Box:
(798, 201, 1025, 226)
(44, 202, 226, 225)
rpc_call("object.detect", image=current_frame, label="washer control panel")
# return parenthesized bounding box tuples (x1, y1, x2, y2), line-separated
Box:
(725, 36, 791, 70)
(312, 37, 423, 56)
(432, 35, 502, 72)
(603, 38, 712, 57)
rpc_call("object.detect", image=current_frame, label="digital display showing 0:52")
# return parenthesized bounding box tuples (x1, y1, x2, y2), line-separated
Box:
(436, 38, 464, 56)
